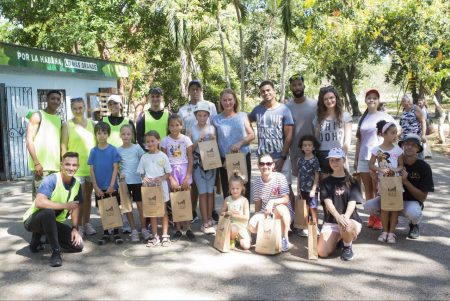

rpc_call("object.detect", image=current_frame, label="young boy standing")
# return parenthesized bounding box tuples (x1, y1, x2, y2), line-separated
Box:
(88, 122, 123, 245)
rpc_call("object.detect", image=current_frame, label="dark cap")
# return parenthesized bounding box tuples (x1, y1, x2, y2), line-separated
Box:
(398, 133, 423, 153)
(149, 87, 163, 95)
(289, 73, 304, 83)
(188, 79, 202, 89)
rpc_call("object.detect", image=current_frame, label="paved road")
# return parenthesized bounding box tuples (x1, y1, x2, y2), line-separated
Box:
(1, 149, 449, 300)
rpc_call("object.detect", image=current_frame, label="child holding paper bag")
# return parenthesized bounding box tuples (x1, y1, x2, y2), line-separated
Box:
(297, 135, 321, 236)
(88, 122, 123, 245)
(137, 130, 172, 247)
(118, 124, 146, 242)
(369, 120, 404, 244)
(189, 102, 217, 235)
(161, 114, 196, 241)
(220, 173, 251, 250)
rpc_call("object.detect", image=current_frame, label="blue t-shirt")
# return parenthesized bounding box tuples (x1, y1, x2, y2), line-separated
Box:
(38, 173, 83, 203)
(248, 103, 294, 159)
(297, 156, 321, 192)
(212, 112, 251, 157)
(118, 144, 145, 184)
(88, 144, 121, 190)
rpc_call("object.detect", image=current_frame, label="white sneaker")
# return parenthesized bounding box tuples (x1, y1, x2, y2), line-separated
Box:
(83, 222, 97, 236)
(131, 229, 140, 242)
(142, 228, 152, 240)
(201, 225, 216, 234)
(298, 228, 308, 237)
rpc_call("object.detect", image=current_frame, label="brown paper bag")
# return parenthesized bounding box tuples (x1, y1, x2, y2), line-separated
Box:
(198, 140, 222, 170)
(214, 216, 232, 252)
(119, 182, 133, 213)
(380, 176, 404, 211)
(255, 215, 282, 255)
(170, 189, 193, 222)
(98, 195, 123, 230)
(141, 185, 165, 217)
(294, 196, 308, 229)
(225, 152, 248, 182)
(307, 221, 318, 260)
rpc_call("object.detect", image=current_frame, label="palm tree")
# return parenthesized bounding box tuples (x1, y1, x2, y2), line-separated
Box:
(232, 0, 247, 110)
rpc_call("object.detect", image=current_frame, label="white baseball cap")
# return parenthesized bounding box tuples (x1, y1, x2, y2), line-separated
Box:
(107, 95, 123, 106)
(326, 148, 346, 159)
(193, 101, 210, 114)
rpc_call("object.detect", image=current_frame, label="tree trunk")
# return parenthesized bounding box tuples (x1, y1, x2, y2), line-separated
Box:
(180, 49, 188, 98)
(279, 35, 288, 103)
(216, 3, 231, 89)
(234, 1, 245, 110)
(263, 17, 273, 80)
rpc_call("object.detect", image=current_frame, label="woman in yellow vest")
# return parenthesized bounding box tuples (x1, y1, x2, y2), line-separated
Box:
(23, 152, 83, 267)
(102, 95, 136, 147)
(136, 87, 170, 150)
(61, 97, 96, 237)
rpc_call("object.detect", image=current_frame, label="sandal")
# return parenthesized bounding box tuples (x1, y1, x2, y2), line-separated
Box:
(146, 235, 160, 247)
(161, 235, 171, 247)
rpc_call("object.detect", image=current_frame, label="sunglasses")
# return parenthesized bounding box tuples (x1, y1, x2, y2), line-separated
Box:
(259, 161, 273, 167)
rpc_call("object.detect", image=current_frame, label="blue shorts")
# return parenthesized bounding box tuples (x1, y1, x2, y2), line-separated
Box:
(193, 168, 216, 194)
(300, 190, 318, 209)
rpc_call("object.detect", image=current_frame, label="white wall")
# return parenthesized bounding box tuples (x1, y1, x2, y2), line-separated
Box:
(0, 66, 117, 119)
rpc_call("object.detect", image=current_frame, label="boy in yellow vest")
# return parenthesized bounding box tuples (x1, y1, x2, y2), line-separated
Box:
(23, 152, 83, 267)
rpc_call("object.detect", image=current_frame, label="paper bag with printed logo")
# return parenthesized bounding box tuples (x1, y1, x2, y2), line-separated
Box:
(119, 181, 133, 213)
(198, 140, 222, 170)
(380, 176, 404, 211)
(294, 196, 308, 229)
(170, 189, 193, 222)
(255, 215, 282, 255)
(98, 195, 123, 230)
(225, 152, 248, 182)
(141, 185, 165, 217)
(308, 221, 319, 260)
(214, 215, 231, 253)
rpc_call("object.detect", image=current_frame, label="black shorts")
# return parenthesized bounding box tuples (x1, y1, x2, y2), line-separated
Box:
(127, 183, 142, 202)
(317, 150, 333, 174)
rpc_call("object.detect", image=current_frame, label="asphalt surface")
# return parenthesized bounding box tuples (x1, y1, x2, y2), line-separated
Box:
(1, 143, 449, 300)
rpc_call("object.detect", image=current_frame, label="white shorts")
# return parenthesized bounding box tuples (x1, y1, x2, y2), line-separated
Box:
(321, 221, 362, 236)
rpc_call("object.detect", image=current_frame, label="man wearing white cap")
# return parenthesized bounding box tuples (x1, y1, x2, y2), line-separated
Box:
(364, 133, 434, 239)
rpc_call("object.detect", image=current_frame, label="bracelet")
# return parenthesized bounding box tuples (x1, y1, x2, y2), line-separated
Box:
(71, 226, 79, 231)
(34, 162, 41, 166)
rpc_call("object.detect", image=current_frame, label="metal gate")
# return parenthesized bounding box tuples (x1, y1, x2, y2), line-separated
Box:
(0, 84, 35, 180)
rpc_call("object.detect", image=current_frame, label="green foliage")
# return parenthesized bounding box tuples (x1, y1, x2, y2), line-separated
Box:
(0, 0, 449, 111)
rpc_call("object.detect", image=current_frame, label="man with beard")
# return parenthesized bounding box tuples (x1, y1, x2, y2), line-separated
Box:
(286, 74, 317, 177)
(286, 74, 318, 236)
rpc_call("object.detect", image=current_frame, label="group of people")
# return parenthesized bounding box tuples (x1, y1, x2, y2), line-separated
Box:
(22, 75, 434, 267)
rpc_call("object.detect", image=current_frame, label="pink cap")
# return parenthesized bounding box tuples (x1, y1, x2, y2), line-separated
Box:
(365, 88, 380, 99)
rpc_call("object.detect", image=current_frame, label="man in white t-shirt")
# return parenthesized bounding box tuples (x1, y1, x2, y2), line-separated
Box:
(177, 80, 218, 222)
(286, 74, 317, 177)
(178, 80, 217, 136)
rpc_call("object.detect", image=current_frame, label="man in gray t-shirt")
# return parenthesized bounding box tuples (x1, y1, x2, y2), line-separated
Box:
(286, 74, 317, 176)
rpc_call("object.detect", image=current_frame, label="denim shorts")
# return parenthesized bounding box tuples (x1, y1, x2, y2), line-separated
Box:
(300, 190, 319, 209)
